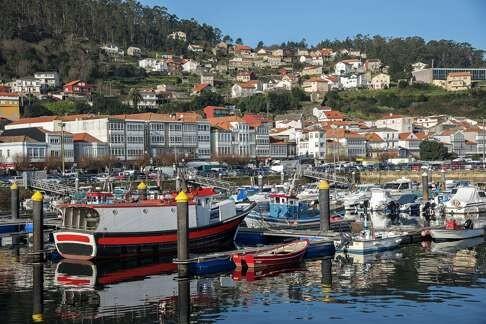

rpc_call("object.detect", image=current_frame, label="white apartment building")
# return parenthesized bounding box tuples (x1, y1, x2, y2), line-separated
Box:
(34, 71, 60, 88)
(209, 117, 255, 158)
(297, 128, 326, 159)
(11, 77, 45, 94)
(0, 135, 47, 166)
(340, 74, 367, 89)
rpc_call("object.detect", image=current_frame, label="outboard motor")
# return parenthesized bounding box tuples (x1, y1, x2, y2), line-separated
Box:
(464, 219, 474, 230)
(422, 201, 432, 226)
(386, 201, 399, 223)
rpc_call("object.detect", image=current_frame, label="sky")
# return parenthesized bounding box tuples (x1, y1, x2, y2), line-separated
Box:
(142, 0, 486, 50)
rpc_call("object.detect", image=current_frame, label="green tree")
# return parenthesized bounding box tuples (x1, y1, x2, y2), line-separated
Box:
(419, 140, 450, 160)
(43, 101, 77, 115)
(191, 91, 224, 110)
(235, 38, 243, 45)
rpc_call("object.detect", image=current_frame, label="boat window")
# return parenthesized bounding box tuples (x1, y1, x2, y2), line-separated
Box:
(383, 183, 400, 190)
(479, 192, 486, 198)
(400, 183, 409, 190)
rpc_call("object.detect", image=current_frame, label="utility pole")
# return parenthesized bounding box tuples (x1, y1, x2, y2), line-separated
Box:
(60, 122, 65, 175)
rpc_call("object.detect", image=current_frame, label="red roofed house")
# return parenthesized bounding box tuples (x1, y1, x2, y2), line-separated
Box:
(234, 44, 252, 57)
(73, 133, 108, 161)
(398, 132, 427, 156)
(313, 106, 344, 122)
(64, 80, 95, 96)
(231, 80, 262, 98)
(191, 83, 213, 96)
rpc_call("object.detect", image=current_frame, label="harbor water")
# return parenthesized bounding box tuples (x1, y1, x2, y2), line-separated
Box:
(1, 241, 485, 323)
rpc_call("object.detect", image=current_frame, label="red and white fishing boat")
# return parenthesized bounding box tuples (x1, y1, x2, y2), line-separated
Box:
(232, 240, 309, 269)
(53, 187, 255, 260)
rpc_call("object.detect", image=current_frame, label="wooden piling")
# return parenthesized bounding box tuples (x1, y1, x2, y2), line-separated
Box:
(319, 180, 330, 232)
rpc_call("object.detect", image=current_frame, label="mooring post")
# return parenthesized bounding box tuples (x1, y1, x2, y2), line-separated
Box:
(440, 169, 446, 191)
(32, 191, 44, 262)
(321, 257, 332, 287)
(177, 278, 190, 324)
(421, 172, 429, 202)
(280, 172, 285, 185)
(74, 174, 79, 192)
(176, 190, 189, 278)
(351, 171, 356, 186)
(319, 180, 330, 232)
(11, 182, 19, 220)
(32, 263, 44, 323)
(258, 174, 263, 190)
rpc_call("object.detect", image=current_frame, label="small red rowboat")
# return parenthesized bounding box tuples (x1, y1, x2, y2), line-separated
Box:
(233, 240, 309, 269)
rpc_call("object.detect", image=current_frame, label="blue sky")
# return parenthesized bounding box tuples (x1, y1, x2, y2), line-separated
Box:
(143, 0, 486, 50)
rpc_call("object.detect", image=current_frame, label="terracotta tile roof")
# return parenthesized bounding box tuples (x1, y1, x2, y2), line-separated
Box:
(234, 44, 252, 51)
(64, 80, 81, 86)
(192, 83, 210, 93)
(239, 80, 259, 89)
(324, 110, 345, 120)
(242, 114, 271, 128)
(398, 132, 427, 140)
(8, 116, 58, 125)
(0, 92, 19, 97)
(208, 116, 244, 130)
(72, 133, 103, 143)
(116, 112, 202, 123)
(365, 133, 384, 142)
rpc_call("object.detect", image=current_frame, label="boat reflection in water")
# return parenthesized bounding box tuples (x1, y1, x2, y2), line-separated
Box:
(54, 256, 220, 322)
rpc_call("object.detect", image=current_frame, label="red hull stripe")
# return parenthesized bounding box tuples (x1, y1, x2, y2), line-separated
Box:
(57, 234, 91, 243)
(56, 275, 91, 286)
(97, 218, 239, 246)
(97, 263, 177, 285)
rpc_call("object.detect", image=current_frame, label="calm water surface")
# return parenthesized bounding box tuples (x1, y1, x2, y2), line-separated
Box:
(0, 240, 485, 323)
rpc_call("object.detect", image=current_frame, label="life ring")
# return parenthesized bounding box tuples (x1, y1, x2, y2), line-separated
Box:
(452, 199, 461, 208)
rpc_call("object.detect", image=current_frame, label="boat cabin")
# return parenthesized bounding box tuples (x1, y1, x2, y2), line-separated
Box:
(383, 177, 413, 191)
(86, 192, 114, 205)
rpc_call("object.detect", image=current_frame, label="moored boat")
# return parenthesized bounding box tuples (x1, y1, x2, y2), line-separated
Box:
(53, 188, 255, 260)
(444, 186, 486, 215)
(232, 240, 309, 269)
(429, 219, 485, 241)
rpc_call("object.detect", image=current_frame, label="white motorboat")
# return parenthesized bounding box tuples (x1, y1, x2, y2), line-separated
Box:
(383, 177, 414, 196)
(444, 186, 486, 215)
(430, 228, 484, 241)
(335, 231, 404, 254)
(369, 188, 394, 211)
(343, 184, 378, 211)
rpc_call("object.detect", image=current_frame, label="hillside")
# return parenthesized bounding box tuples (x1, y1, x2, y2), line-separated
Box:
(323, 85, 486, 119)
(0, 0, 222, 81)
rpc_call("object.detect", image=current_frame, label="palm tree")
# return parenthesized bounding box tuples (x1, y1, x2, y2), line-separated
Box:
(128, 88, 143, 111)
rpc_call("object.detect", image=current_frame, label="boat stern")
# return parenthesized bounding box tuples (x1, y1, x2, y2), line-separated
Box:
(53, 231, 97, 260)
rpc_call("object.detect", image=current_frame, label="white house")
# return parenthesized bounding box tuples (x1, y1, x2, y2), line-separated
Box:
(209, 116, 255, 158)
(340, 74, 367, 89)
(371, 73, 390, 89)
(0, 135, 47, 167)
(127, 47, 142, 57)
(334, 59, 363, 76)
(168, 31, 187, 41)
(12, 78, 45, 94)
(231, 80, 261, 98)
(298, 128, 326, 159)
(182, 60, 199, 73)
(138, 58, 167, 73)
(375, 114, 413, 133)
(34, 72, 60, 88)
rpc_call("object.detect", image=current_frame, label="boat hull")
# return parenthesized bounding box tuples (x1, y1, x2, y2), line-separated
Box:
(337, 236, 402, 254)
(430, 228, 485, 242)
(54, 211, 250, 260)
